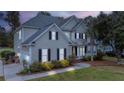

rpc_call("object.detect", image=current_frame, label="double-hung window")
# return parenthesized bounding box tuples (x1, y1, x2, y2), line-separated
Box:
(59, 49, 64, 60)
(19, 30, 21, 40)
(49, 31, 58, 40)
(42, 49, 48, 62)
(76, 33, 79, 39)
(83, 33, 86, 39)
(52, 32, 56, 40)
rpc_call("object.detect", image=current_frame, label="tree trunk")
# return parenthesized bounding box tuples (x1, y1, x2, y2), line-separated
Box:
(90, 37, 94, 62)
(116, 50, 121, 63)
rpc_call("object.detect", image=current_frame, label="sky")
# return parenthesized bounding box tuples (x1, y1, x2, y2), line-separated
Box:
(20, 11, 111, 23)
(0, 11, 111, 30)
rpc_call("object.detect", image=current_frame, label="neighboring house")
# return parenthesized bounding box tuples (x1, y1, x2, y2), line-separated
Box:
(14, 12, 97, 64)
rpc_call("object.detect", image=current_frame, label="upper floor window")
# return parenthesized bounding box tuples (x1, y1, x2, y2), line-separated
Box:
(75, 33, 86, 39)
(75, 33, 80, 39)
(49, 31, 58, 40)
(19, 30, 21, 40)
(83, 33, 86, 39)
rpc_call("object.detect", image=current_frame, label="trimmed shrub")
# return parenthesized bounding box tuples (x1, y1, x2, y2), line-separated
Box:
(106, 51, 116, 57)
(81, 56, 91, 61)
(0, 49, 15, 64)
(68, 55, 76, 64)
(41, 62, 54, 71)
(30, 62, 42, 73)
(19, 68, 30, 75)
(94, 50, 104, 60)
(59, 60, 69, 67)
(51, 60, 61, 68)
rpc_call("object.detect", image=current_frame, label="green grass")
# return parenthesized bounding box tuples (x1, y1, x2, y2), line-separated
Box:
(0, 76, 4, 81)
(103, 56, 124, 62)
(29, 66, 124, 81)
(103, 56, 117, 62)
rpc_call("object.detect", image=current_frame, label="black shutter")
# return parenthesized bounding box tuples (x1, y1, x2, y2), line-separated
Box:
(48, 49, 51, 61)
(64, 48, 66, 59)
(56, 32, 58, 40)
(75, 33, 77, 39)
(85, 34, 87, 40)
(81, 33, 83, 39)
(75, 47, 77, 56)
(49, 31, 51, 40)
(38, 49, 42, 62)
(79, 33, 81, 39)
(57, 48, 59, 60)
(85, 46, 87, 53)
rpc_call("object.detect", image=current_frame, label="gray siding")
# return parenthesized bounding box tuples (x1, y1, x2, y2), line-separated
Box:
(14, 27, 38, 53)
(31, 25, 71, 62)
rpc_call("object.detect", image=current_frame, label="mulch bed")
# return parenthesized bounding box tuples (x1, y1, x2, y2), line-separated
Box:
(74, 60, 118, 67)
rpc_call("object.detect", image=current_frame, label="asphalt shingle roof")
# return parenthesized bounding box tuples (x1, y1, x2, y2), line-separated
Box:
(21, 13, 87, 44)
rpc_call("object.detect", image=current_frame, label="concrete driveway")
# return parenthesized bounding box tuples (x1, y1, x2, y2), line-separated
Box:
(4, 63, 23, 80)
(0, 60, 3, 76)
(0, 60, 23, 80)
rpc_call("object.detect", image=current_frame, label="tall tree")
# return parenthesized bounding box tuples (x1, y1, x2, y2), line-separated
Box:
(5, 11, 20, 47)
(0, 26, 7, 47)
(92, 11, 124, 63)
(37, 11, 51, 16)
(84, 16, 98, 61)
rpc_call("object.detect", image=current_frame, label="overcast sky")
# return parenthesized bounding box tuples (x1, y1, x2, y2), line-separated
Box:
(0, 11, 112, 30)
(20, 11, 111, 23)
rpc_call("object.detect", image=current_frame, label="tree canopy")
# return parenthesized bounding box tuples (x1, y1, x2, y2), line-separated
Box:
(84, 11, 124, 62)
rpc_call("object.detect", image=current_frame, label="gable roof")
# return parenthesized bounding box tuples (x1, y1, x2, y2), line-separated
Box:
(72, 19, 88, 31)
(22, 13, 64, 29)
(20, 13, 88, 45)
(22, 23, 72, 45)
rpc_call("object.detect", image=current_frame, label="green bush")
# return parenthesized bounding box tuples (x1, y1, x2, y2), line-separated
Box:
(94, 51, 104, 60)
(30, 62, 42, 73)
(19, 68, 30, 75)
(0, 49, 15, 61)
(82, 56, 91, 61)
(59, 60, 69, 67)
(68, 55, 76, 65)
(41, 62, 54, 71)
(51, 60, 61, 68)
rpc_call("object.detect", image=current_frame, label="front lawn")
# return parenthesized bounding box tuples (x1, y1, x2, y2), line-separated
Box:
(29, 66, 124, 81)
(103, 56, 124, 62)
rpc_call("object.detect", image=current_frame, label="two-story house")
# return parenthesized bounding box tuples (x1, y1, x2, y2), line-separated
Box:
(14, 12, 97, 64)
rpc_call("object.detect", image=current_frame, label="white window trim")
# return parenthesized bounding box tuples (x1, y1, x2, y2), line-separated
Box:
(42, 49, 48, 62)
(19, 30, 21, 40)
(52, 31, 56, 40)
(83, 33, 85, 39)
(76, 33, 79, 39)
(59, 48, 64, 60)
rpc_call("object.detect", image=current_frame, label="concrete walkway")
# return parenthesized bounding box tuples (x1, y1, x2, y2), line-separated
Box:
(7, 63, 90, 81)
(1, 60, 90, 81)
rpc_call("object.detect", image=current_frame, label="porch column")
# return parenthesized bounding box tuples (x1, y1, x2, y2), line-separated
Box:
(82, 46, 85, 56)
(29, 46, 32, 64)
(72, 46, 76, 56)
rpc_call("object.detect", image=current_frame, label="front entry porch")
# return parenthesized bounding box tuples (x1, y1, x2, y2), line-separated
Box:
(72, 46, 86, 59)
